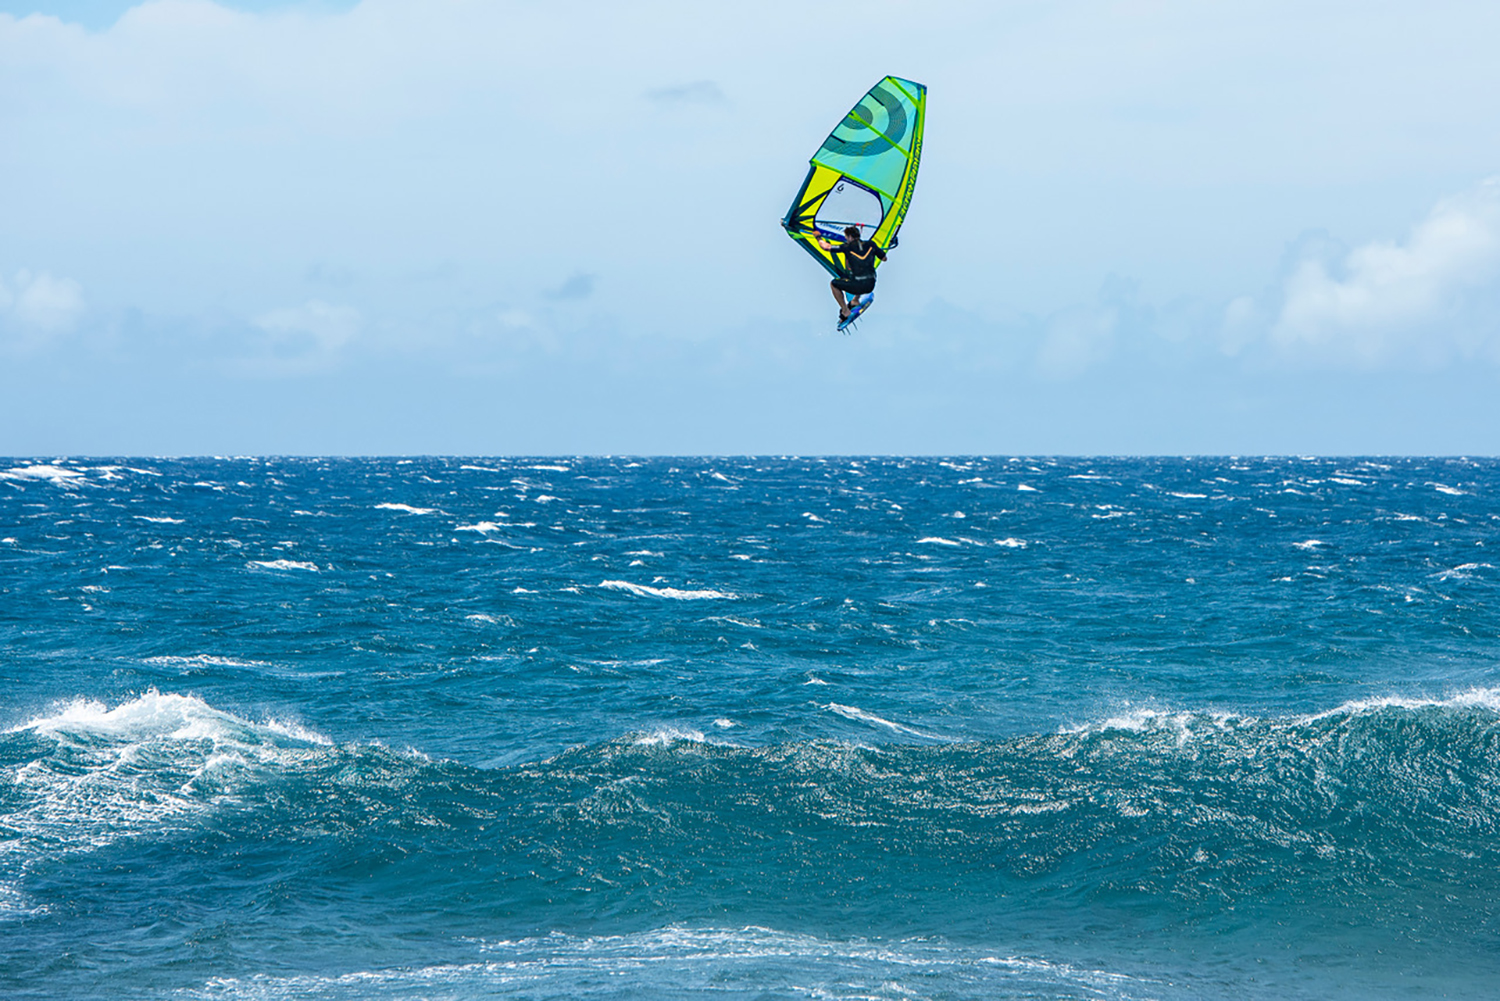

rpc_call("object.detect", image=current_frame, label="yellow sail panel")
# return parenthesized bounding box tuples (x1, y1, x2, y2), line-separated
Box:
(782, 164, 850, 278)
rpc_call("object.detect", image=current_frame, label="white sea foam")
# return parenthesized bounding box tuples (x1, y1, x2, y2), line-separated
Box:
(632, 726, 707, 746)
(1330, 477, 1365, 486)
(916, 536, 961, 546)
(1430, 482, 1468, 496)
(248, 559, 320, 572)
(1303, 687, 1500, 721)
(1434, 562, 1494, 580)
(1168, 491, 1207, 499)
(1063, 689, 1500, 745)
(1292, 540, 1323, 550)
(528, 464, 570, 472)
(175, 926, 1154, 1000)
(826, 703, 943, 740)
(600, 580, 736, 600)
(374, 503, 436, 515)
(1062, 707, 1245, 747)
(455, 522, 504, 533)
(2, 691, 330, 862)
(994, 537, 1027, 548)
(1017, 483, 1038, 492)
(0, 464, 86, 486)
(133, 515, 185, 524)
(141, 654, 272, 671)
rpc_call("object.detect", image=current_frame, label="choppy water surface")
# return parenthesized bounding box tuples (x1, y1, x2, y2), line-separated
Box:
(3, 456, 1499, 999)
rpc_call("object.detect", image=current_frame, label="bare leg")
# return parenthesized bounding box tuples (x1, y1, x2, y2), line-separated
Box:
(831, 283, 849, 318)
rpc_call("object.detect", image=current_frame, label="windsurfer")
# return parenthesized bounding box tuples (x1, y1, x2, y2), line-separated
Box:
(817, 225, 888, 321)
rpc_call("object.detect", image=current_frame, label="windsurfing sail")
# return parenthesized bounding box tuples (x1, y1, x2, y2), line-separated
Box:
(782, 76, 926, 278)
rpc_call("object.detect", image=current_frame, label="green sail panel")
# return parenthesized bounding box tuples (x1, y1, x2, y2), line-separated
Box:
(782, 76, 926, 279)
(811, 76, 922, 202)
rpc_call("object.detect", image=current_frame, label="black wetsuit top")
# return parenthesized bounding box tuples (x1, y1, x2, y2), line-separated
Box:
(836, 239, 886, 278)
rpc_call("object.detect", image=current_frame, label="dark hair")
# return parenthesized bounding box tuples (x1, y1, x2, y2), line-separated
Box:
(844, 225, 860, 240)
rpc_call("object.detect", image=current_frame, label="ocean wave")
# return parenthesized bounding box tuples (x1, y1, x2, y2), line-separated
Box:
(0, 691, 330, 861)
(630, 726, 717, 747)
(598, 579, 737, 600)
(0, 463, 87, 487)
(6, 689, 1500, 968)
(179, 925, 1161, 1000)
(827, 702, 946, 740)
(373, 502, 437, 515)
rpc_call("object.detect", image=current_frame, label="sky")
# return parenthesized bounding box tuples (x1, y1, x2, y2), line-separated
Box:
(3, 0, 1500, 455)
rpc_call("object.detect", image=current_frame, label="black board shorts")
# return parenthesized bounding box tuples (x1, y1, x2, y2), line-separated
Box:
(832, 276, 876, 295)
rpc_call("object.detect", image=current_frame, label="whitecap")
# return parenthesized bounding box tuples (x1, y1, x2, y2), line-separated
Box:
(0, 464, 86, 486)
(375, 503, 437, 515)
(633, 726, 707, 746)
(826, 703, 943, 739)
(916, 537, 962, 546)
(1016, 484, 1038, 492)
(180, 925, 1157, 1000)
(1304, 687, 1500, 721)
(248, 559, 320, 572)
(133, 515, 185, 524)
(2, 690, 331, 862)
(1434, 562, 1494, 580)
(141, 654, 271, 671)
(1292, 540, 1323, 550)
(600, 580, 736, 600)
(455, 522, 505, 533)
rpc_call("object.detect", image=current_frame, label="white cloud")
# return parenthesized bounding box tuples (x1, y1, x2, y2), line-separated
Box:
(1033, 302, 1117, 378)
(0, 269, 86, 342)
(646, 80, 727, 107)
(250, 299, 359, 372)
(1268, 177, 1500, 366)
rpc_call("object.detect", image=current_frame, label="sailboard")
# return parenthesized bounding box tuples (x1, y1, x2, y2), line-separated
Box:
(782, 76, 926, 281)
(837, 294, 874, 333)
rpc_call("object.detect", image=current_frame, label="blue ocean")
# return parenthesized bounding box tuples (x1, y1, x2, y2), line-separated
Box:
(4, 456, 1499, 1000)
